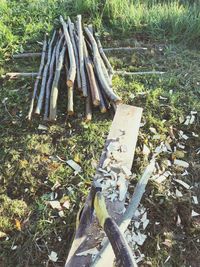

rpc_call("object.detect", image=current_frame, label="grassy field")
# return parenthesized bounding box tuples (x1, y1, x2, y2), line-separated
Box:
(0, 1, 200, 266)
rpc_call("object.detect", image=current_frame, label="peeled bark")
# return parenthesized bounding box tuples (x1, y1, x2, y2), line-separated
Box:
(35, 31, 56, 114)
(77, 15, 87, 97)
(60, 16, 76, 88)
(49, 44, 66, 121)
(68, 17, 81, 90)
(84, 27, 121, 103)
(83, 40, 100, 106)
(27, 34, 47, 120)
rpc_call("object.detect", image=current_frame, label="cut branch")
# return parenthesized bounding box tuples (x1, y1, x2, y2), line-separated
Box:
(13, 52, 41, 58)
(65, 61, 74, 115)
(77, 15, 87, 96)
(5, 72, 38, 78)
(83, 40, 100, 106)
(35, 31, 56, 114)
(84, 27, 121, 103)
(68, 17, 81, 90)
(114, 70, 165, 76)
(60, 16, 76, 88)
(27, 34, 47, 120)
(49, 44, 66, 121)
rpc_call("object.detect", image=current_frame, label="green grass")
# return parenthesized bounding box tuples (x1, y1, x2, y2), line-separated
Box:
(0, 1, 200, 266)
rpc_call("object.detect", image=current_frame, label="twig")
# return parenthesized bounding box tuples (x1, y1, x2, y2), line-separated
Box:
(27, 34, 47, 120)
(114, 70, 165, 76)
(83, 40, 100, 106)
(68, 17, 81, 90)
(77, 15, 87, 96)
(13, 52, 42, 58)
(84, 27, 121, 103)
(91, 160, 155, 267)
(103, 47, 148, 52)
(49, 44, 67, 121)
(35, 31, 56, 114)
(5, 72, 38, 78)
(60, 16, 76, 88)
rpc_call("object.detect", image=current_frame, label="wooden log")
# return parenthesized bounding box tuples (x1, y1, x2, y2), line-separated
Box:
(98, 83, 107, 113)
(65, 104, 143, 267)
(27, 34, 47, 120)
(68, 17, 81, 90)
(92, 160, 155, 267)
(49, 44, 66, 121)
(95, 33, 114, 77)
(77, 15, 87, 97)
(43, 41, 58, 120)
(35, 31, 56, 114)
(60, 16, 76, 88)
(84, 27, 121, 103)
(83, 40, 100, 106)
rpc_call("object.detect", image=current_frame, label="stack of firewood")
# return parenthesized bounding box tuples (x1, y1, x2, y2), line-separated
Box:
(27, 15, 121, 121)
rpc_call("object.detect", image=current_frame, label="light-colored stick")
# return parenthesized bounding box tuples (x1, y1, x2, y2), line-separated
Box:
(77, 15, 87, 96)
(49, 44, 66, 121)
(91, 160, 155, 267)
(60, 16, 76, 88)
(35, 31, 56, 114)
(84, 27, 121, 103)
(68, 17, 81, 90)
(115, 70, 165, 75)
(5, 72, 38, 78)
(27, 34, 47, 120)
(13, 52, 41, 58)
(83, 40, 100, 106)
(65, 61, 74, 115)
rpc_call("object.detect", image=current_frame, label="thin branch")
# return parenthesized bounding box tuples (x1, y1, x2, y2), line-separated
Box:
(49, 44, 67, 121)
(13, 52, 42, 58)
(77, 15, 87, 96)
(5, 72, 38, 78)
(103, 47, 148, 52)
(114, 70, 165, 75)
(27, 34, 47, 120)
(35, 31, 56, 114)
(60, 16, 76, 88)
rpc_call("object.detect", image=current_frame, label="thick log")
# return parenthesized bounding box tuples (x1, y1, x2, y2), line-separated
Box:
(84, 27, 121, 103)
(68, 17, 81, 90)
(43, 41, 58, 120)
(65, 104, 143, 267)
(83, 40, 100, 106)
(35, 31, 56, 114)
(49, 44, 66, 121)
(60, 16, 76, 88)
(27, 34, 47, 120)
(77, 15, 87, 96)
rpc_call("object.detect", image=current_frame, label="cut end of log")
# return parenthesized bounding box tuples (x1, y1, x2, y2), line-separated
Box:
(85, 115, 92, 122)
(67, 80, 74, 87)
(93, 100, 100, 106)
(68, 111, 74, 116)
(100, 107, 107, 113)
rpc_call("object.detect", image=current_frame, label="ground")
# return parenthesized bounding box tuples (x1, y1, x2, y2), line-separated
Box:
(0, 1, 200, 267)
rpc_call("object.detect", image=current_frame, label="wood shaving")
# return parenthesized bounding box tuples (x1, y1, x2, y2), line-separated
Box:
(38, 124, 48, 131)
(49, 200, 62, 210)
(143, 144, 150, 156)
(117, 175, 127, 201)
(175, 189, 183, 197)
(192, 196, 198, 205)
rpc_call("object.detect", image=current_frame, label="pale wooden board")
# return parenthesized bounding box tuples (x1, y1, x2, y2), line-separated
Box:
(65, 104, 143, 267)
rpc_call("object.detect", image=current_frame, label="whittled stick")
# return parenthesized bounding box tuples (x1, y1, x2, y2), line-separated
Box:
(68, 17, 81, 90)
(27, 34, 47, 120)
(43, 42, 58, 120)
(84, 27, 121, 103)
(77, 15, 87, 96)
(35, 31, 56, 114)
(60, 16, 76, 88)
(49, 44, 67, 121)
(83, 40, 100, 106)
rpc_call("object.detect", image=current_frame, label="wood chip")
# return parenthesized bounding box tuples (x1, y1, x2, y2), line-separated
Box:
(174, 179, 190, 189)
(143, 144, 150, 156)
(66, 159, 82, 174)
(175, 189, 183, 197)
(117, 175, 127, 201)
(174, 159, 189, 168)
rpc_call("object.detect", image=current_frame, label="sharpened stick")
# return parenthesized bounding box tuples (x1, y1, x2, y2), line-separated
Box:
(91, 160, 155, 267)
(60, 16, 76, 88)
(77, 15, 87, 96)
(83, 40, 100, 106)
(84, 27, 121, 103)
(49, 44, 66, 121)
(68, 17, 81, 90)
(27, 34, 47, 120)
(35, 31, 56, 114)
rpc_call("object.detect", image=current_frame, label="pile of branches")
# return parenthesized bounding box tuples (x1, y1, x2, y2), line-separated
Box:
(28, 15, 121, 121)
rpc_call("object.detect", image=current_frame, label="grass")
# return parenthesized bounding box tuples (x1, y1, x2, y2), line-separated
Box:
(0, 0, 200, 266)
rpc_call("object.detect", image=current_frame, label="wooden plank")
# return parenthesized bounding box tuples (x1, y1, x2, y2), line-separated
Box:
(65, 104, 143, 267)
